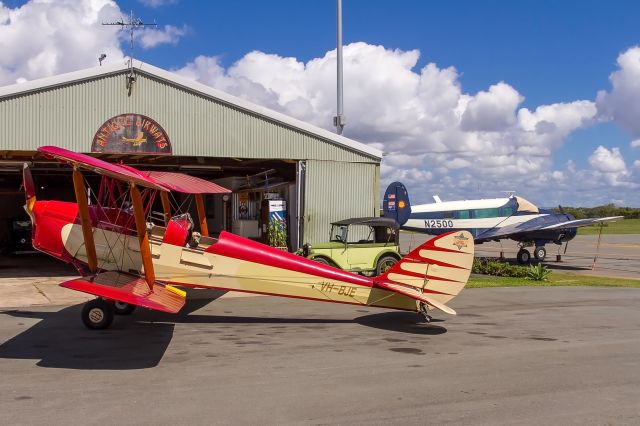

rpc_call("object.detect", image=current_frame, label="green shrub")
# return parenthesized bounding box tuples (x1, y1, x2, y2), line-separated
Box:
(526, 263, 551, 281)
(472, 258, 529, 278)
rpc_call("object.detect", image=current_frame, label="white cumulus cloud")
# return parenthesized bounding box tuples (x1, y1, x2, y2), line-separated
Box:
(0, 0, 125, 85)
(588, 146, 627, 173)
(176, 42, 602, 204)
(597, 46, 640, 138)
(138, 24, 189, 49)
(631, 139, 640, 149)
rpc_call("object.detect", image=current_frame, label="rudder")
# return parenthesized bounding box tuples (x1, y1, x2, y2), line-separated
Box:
(383, 182, 411, 226)
(375, 231, 474, 309)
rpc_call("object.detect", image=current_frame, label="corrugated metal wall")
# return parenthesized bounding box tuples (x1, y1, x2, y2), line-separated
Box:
(304, 160, 380, 244)
(0, 70, 381, 246)
(0, 72, 374, 163)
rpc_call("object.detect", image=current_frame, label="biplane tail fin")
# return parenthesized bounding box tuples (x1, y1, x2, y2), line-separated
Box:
(374, 231, 474, 314)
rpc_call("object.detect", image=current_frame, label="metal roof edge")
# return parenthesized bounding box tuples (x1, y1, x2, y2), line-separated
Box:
(0, 59, 383, 161)
(0, 60, 129, 98)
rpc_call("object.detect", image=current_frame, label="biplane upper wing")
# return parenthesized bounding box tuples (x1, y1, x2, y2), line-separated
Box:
(38, 146, 168, 191)
(143, 171, 231, 194)
(476, 214, 623, 241)
(61, 271, 186, 313)
(374, 231, 474, 314)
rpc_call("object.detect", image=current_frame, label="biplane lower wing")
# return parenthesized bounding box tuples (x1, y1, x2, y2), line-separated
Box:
(61, 271, 186, 313)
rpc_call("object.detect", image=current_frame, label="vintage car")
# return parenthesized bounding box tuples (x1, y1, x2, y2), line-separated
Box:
(300, 217, 401, 276)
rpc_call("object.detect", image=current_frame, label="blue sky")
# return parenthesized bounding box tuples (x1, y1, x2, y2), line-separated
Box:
(1, 0, 640, 206)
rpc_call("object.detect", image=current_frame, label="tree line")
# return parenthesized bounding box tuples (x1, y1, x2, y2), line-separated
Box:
(553, 204, 640, 219)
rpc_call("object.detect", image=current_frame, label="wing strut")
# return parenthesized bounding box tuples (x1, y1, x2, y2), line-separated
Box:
(130, 184, 155, 288)
(160, 191, 171, 226)
(195, 193, 209, 237)
(72, 168, 98, 273)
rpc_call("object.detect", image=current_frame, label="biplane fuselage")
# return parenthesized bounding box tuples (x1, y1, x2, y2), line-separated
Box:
(25, 146, 475, 329)
(30, 198, 439, 311)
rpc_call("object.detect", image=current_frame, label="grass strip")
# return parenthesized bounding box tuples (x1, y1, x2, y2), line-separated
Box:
(468, 272, 640, 288)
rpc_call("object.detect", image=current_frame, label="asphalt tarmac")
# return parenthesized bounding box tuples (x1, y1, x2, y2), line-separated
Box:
(1, 287, 639, 425)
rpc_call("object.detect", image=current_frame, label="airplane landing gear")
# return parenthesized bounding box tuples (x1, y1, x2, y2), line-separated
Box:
(81, 299, 114, 330)
(418, 302, 432, 323)
(113, 301, 136, 315)
(516, 248, 531, 264)
(534, 246, 547, 261)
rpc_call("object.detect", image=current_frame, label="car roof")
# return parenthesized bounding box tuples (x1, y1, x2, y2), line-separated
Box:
(330, 217, 399, 228)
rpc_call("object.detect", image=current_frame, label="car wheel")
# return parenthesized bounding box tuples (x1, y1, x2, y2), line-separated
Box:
(534, 246, 546, 261)
(376, 255, 398, 276)
(313, 257, 331, 266)
(113, 301, 137, 315)
(517, 249, 531, 264)
(81, 299, 114, 330)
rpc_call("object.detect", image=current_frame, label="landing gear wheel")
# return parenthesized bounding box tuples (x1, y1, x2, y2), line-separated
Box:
(312, 257, 330, 266)
(113, 301, 136, 315)
(534, 246, 546, 261)
(517, 248, 531, 264)
(81, 299, 114, 330)
(376, 255, 398, 276)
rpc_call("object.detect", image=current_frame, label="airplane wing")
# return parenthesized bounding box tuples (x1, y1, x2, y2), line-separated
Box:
(142, 171, 231, 194)
(374, 231, 474, 314)
(61, 271, 186, 313)
(541, 216, 623, 230)
(476, 215, 623, 241)
(38, 146, 168, 191)
(39, 146, 163, 287)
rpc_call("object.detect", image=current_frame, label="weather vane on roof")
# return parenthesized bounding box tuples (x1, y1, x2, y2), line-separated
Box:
(102, 10, 157, 94)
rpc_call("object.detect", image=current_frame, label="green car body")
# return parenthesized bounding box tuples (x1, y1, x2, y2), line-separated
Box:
(302, 217, 401, 276)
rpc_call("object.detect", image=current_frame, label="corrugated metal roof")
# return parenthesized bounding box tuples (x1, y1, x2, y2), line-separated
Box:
(0, 59, 382, 161)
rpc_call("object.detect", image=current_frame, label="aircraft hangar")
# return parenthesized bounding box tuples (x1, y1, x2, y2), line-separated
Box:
(0, 60, 382, 253)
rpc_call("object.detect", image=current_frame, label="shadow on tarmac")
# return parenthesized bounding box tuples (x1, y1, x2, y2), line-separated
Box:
(354, 311, 447, 335)
(0, 296, 446, 370)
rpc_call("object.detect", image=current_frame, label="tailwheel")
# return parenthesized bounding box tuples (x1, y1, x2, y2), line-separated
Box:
(534, 246, 547, 261)
(81, 299, 114, 330)
(113, 301, 137, 315)
(516, 248, 531, 264)
(418, 302, 432, 323)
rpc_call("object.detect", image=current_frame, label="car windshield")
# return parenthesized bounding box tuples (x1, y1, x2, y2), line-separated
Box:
(346, 225, 374, 243)
(330, 225, 348, 242)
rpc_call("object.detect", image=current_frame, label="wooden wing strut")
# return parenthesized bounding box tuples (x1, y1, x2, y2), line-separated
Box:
(72, 169, 98, 273)
(195, 193, 209, 237)
(160, 191, 171, 226)
(130, 184, 155, 288)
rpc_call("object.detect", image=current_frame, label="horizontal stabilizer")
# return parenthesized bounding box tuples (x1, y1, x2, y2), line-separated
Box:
(375, 281, 456, 315)
(61, 271, 185, 313)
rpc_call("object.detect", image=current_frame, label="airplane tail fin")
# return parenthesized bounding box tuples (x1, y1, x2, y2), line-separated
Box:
(374, 231, 474, 314)
(383, 181, 411, 226)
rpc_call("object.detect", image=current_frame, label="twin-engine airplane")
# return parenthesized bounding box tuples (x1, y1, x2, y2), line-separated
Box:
(23, 147, 475, 329)
(383, 182, 622, 264)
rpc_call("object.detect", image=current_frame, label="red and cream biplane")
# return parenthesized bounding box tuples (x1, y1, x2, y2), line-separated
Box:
(23, 146, 475, 329)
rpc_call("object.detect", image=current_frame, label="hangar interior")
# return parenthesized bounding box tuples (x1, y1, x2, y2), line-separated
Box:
(0, 60, 382, 254)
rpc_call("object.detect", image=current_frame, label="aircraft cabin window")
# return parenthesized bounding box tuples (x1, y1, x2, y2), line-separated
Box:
(456, 210, 470, 219)
(501, 207, 514, 216)
(443, 211, 455, 219)
(474, 208, 499, 219)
